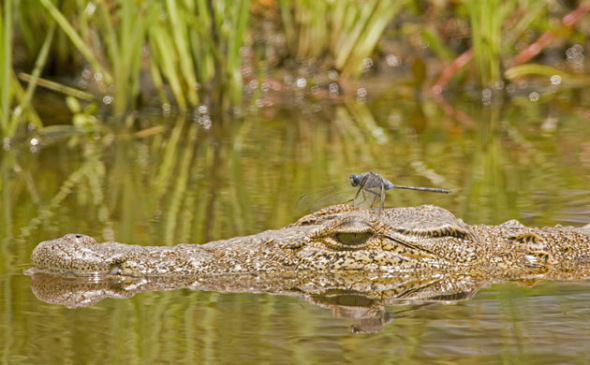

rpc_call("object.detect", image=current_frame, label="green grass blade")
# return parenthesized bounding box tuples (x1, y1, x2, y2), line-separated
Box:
(9, 23, 55, 134)
(38, 0, 112, 84)
(342, 0, 408, 75)
(1, 0, 13, 133)
(165, 0, 199, 106)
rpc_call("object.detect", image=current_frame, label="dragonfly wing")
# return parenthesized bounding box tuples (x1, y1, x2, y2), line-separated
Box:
(353, 187, 381, 209)
(297, 183, 356, 212)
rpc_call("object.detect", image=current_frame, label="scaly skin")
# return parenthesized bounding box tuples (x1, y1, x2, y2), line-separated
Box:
(30, 204, 590, 279)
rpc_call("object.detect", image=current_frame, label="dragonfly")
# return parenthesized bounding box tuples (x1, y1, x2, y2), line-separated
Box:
(298, 172, 451, 213)
(349, 172, 451, 212)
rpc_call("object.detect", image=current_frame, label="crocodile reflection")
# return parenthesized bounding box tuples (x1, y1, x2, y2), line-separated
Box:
(29, 270, 485, 334)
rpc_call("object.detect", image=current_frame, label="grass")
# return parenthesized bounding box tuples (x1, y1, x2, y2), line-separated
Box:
(463, 0, 505, 86)
(0, 0, 45, 139)
(34, 0, 251, 118)
(279, 0, 409, 75)
(0, 0, 587, 138)
(1, 0, 12, 131)
(463, 0, 558, 87)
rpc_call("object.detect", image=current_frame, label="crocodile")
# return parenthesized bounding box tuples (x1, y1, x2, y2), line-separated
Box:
(28, 204, 590, 316)
(30, 204, 590, 278)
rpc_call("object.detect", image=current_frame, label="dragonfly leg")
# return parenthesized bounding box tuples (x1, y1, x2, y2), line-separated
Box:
(379, 183, 385, 215)
(364, 189, 379, 206)
(353, 187, 362, 204)
(353, 187, 364, 207)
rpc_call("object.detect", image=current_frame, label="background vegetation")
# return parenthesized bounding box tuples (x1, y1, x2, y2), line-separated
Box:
(0, 0, 589, 138)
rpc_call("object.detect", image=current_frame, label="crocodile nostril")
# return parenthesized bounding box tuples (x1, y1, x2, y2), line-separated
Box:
(108, 264, 122, 275)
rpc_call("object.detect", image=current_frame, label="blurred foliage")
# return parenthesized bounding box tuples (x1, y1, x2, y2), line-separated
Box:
(0, 0, 588, 138)
(278, 0, 410, 75)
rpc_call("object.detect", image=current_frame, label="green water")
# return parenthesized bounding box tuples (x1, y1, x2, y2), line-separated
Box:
(1, 88, 590, 363)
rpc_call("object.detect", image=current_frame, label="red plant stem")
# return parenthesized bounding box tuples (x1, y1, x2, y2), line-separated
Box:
(430, 91, 475, 127)
(429, 49, 473, 96)
(428, 50, 475, 127)
(511, 3, 590, 66)
(429, 3, 590, 126)
(430, 3, 590, 95)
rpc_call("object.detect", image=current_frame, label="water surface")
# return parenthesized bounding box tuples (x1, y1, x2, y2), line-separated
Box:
(1, 88, 589, 363)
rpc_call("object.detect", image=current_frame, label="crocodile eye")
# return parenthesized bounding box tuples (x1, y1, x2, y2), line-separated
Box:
(319, 220, 375, 250)
(333, 232, 373, 246)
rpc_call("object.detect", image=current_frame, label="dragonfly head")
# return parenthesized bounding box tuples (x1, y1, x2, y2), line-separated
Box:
(349, 174, 361, 187)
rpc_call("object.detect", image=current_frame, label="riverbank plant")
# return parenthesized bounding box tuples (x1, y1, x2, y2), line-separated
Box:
(278, 0, 410, 75)
(34, 0, 251, 117)
(1, 0, 588, 139)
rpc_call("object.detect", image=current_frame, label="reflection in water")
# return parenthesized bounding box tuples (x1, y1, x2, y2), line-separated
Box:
(28, 271, 485, 334)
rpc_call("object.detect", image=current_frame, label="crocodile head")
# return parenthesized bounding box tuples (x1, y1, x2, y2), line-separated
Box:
(30, 204, 484, 276)
(275, 204, 481, 271)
